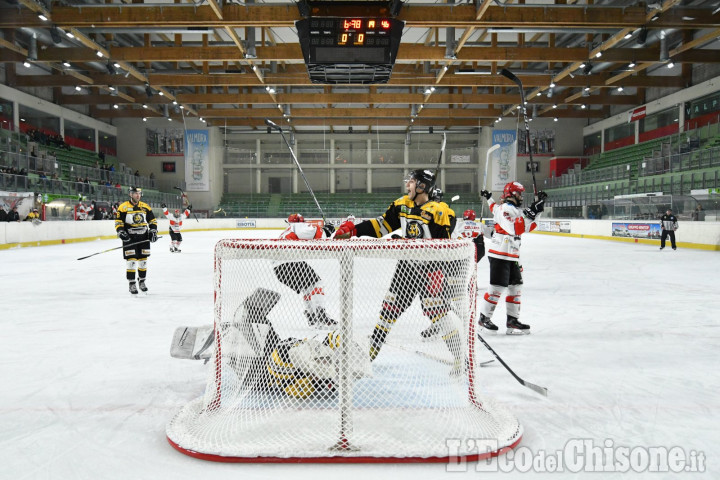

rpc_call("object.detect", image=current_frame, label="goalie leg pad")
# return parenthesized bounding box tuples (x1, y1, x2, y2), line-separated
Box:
(237, 287, 282, 324)
(273, 261, 321, 294)
(505, 284, 522, 319)
(170, 325, 214, 360)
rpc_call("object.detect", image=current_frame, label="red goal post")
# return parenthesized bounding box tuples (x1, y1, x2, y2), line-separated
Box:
(167, 238, 522, 463)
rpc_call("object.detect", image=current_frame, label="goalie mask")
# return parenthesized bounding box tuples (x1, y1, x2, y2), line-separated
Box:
(463, 209, 476, 221)
(287, 213, 304, 223)
(174, 209, 180, 216)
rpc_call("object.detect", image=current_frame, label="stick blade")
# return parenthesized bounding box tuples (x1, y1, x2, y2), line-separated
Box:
(521, 379, 549, 397)
(500, 68, 520, 84)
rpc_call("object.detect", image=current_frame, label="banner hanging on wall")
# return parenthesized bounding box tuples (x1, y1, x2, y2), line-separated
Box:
(184, 129, 209, 192)
(491, 130, 517, 191)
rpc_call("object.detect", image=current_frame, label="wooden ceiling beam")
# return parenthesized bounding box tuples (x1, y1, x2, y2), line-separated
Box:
(38, 45, 710, 64)
(8, 5, 649, 29)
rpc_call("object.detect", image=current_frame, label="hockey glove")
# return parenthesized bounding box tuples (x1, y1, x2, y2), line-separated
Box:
(161, 203, 167, 209)
(334, 220, 356, 239)
(117, 230, 130, 242)
(473, 234, 485, 262)
(187, 204, 192, 211)
(149, 229, 158, 243)
(480, 189, 492, 200)
(322, 224, 335, 238)
(523, 207, 537, 221)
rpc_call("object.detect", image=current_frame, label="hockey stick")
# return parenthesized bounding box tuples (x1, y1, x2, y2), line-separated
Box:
(434, 132, 447, 178)
(265, 119, 326, 222)
(173, 186, 200, 222)
(77, 236, 164, 261)
(482, 144, 501, 218)
(386, 340, 494, 367)
(500, 68, 538, 201)
(476, 332, 548, 396)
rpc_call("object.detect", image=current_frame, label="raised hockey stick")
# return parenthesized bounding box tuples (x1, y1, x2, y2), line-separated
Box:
(434, 132, 447, 178)
(77, 236, 164, 261)
(476, 332, 548, 396)
(173, 186, 200, 222)
(265, 119, 326, 222)
(500, 68, 539, 201)
(482, 143, 501, 218)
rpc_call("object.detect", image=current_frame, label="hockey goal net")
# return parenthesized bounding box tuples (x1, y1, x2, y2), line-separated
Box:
(167, 238, 522, 462)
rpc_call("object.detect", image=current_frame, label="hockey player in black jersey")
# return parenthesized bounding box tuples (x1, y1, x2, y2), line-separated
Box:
(334, 169, 469, 374)
(115, 186, 158, 294)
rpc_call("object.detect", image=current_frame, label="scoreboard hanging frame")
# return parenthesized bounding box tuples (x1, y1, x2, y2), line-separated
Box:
(297, 16, 404, 84)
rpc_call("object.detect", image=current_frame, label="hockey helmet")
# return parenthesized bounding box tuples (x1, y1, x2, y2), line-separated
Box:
(346, 215, 356, 223)
(501, 181, 525, 201)
(129, 186, 143, 196)
(405, 169, 436, 193)
(430, 187, 444, 201)
(174, 209, 180, 216)
(463, 209, 476, 221)
(287, 213, 304, 223)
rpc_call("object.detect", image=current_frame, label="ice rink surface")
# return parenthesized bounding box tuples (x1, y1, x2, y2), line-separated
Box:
(1, 229, 718, 479)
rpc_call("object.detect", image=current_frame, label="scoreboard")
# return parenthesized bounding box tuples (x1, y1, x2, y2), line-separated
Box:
(297, 17, 404, 66)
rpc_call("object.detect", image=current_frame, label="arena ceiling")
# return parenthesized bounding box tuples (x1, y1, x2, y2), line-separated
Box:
(1, 0, 719, 132)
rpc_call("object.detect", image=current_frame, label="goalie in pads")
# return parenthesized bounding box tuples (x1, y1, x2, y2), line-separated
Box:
(170, 288, 371, 400)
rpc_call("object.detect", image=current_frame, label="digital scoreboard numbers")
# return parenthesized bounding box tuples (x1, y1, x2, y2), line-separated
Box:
(297, 17, 403, 83)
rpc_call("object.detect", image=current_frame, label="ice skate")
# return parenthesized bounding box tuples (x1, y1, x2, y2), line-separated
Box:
(138, 279, 148, 292)
(506, 316, 530, 335)
(478, 313, 499, 332)
(170, 246, 176, 252)
(304, 307, 337, 328)
(129, 282, 138, 295)
(420, 323, 441, 341)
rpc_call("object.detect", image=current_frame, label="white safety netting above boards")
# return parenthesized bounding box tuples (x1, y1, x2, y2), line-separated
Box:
(167, 238, 522, 462)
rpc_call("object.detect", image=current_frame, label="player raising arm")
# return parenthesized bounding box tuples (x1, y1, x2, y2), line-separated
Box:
(162, 203, 192, 252)
(478, 182, 546, 334)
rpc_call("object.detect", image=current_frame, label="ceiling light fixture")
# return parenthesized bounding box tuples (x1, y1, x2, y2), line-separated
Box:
(38, 13, 48, 21)
(62, 60, 71, 67)
(628, 62, 636, 68)
(75, 85, 82, 92)
(96, 51, 104, 58)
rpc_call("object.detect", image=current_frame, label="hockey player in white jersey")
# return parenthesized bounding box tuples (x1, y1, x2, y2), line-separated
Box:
(478, 181, 546, 335)
(161, 203, 191, 252)
(454, 209, 483, 240)
(274, 213, 337, 328)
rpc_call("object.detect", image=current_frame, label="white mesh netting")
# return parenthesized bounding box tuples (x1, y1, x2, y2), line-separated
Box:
(166, 238, 522, 462)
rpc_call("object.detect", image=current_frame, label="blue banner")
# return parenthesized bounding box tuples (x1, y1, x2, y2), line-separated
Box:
(184, 129, 209, 192)
(491, 130, 517, 190)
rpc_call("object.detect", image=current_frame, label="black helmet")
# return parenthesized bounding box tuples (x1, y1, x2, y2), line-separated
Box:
(129, 186, 142, 195)
(430, 186, 443, 201)
(406, 169, 436, 193)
